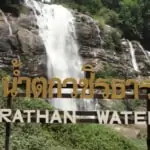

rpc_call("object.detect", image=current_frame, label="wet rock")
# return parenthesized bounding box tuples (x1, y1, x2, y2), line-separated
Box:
(0, 10, 149, 78)
(17, 27, 44, 54)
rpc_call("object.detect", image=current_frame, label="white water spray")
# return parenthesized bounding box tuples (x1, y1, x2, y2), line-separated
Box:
(0, 10, 12, 36)
(25, 0, 97, 111)
(138, 43, 150, 63)
(147, 51, 150, 57)
(41, 0, 51, 3)
(128, 41, 139, 72)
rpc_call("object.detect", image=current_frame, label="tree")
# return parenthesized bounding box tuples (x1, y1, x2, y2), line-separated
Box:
(143, 0, 150, 49)
(101, 0, 120, 9)
(0, 0, 11, 7)
(118, 0, 144, 40)
(0, 0, 21, 7)
(0, 0, 21, 17)
(11, 0, 21, 4)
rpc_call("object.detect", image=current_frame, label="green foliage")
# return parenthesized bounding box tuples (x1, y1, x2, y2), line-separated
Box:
(142, 0, 150, 49)
(12, 97, 53, 110)
(55, 0, 102, 14)
(110, 29, 122, 51)
(111, 99, 145, 112)
(0, 124, 4, 149)
(129, 99, 143, 109)
(97, 7, 119, 27)
(10, 123, 78, 150)
(93, 16, 105, 30)
(0, 0, 22, 17)
(0, 0, 11, 7)
(123, 99, 146, 111)
(0, 0, 20, 6)
(130, 138, 147, 150)
(11, 124, 61, 150)
(102, 27, 122, 51)
(111, 100, 126, 111)
(0, 69, 9, 108)
(50, 124, 141, 150)
(0, 123, 146, 150)
(82, 0, 102, 14)
(95, 65, 120, 79)
(101, 0, 120, 9)
(56, 0, 149, 49)
(0, 69, 8, 79)
(118, 0, 144, 40)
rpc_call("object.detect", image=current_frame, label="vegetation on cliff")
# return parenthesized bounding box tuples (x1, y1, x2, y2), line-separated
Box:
(0, 0, 23, 16)
(1, 0, 149, 49)
(55, 0, 150, 49)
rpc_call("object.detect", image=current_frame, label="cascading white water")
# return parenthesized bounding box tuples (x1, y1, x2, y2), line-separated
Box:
(128, 41, 139, 72)
(138, 43, 150, 63)
(41, 0, 51, 3)
(0, 10, 12, 36)
(147, 51, 150, 57)
(25, 0, 97, 111)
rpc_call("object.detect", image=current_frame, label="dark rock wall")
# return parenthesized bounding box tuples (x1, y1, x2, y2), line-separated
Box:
(0, 13, 46, 77)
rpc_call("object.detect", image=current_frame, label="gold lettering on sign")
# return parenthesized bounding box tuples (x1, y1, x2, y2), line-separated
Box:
(48, 77, 61, 98)
(80, 65, 95, 99)
(3, 59, 22, 98)
(62, 78, 78, 98)
(2, 58, 150, 100)
(95, 78, 110, 99)
(126, 79, 139, 99)
(111, 79, 125, 99)
(139, 80, 150, 100)
(32, 77, 47, 98)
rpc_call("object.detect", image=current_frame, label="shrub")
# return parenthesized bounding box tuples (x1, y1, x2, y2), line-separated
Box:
(1, 4, 20, 17)
(93, 16, 105, 30)
(97, 8, 119, 27)
(50, 124, 141, 150)
(95, 65, 122, 79)
(102, 27, 122, 51)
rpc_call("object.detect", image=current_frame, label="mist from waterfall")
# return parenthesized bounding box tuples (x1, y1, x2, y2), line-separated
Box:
(25, 0, 97, 111)
(128, 41, 139, 72)
(0, 10, 12, 36)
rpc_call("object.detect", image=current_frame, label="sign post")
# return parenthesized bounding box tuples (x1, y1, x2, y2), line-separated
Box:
(5, 95, 12, 150)
(147, 88, 150, 150)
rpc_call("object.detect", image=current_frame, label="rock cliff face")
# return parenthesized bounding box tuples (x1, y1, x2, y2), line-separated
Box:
(74, 11, 150, 78)
(0, 9, 150, 78)
(0, 12, 46, 76)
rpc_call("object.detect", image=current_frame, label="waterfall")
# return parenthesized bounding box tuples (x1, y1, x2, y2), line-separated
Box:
(147, 51, 150, 57)
(41, 0, 51, 2)
(128, 41, 139, 72)
(0, 10, 12, 36)
(25, 0, 97, 111)
(138, 43, 150, 63)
